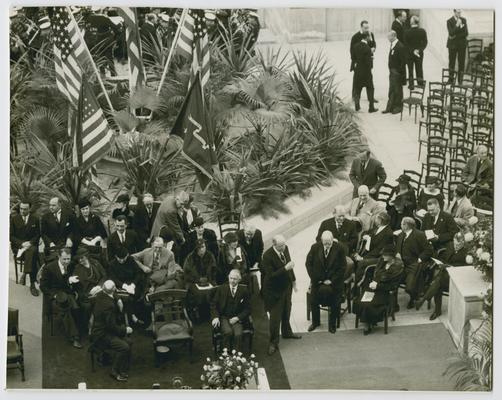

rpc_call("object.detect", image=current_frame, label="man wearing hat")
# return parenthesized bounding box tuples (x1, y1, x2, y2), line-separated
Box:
(107, 215, 140, 262)
(112, 193, 135, 227)
(182, 216, 219, 264)
(41, 197, 76, 254)
(75, 199, 108, 255)
(90, 280, 133, 382)
(132, 193, 160, 250)
(347, 185, 384, 233)
(217, 232, 248, 285)
(40, 247, 83, 348)
(446, 183, 474, 227)
(421, 198, 459, 252)
(349, 150, 387, 199)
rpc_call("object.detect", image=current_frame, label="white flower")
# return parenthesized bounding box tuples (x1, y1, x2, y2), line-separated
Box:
(238, 352, 243, 356)
(236, 377, 241, 383)
(476, 248, 483, 256)
(250, 354, 255, 358)
(237, 366, 242, 371)
(464, 232, 474, 242)
(206, 357, 211, 362)
(232, 349, 236, 354)
(203, 365, 208, 371)
(481, 311, 488, 319)
(234, 386, 240, 390)
(201, 375, 205, 381)
(468, 216, 479, 226)
(480, 252, 491, 262)
(466, 255, 474, 264)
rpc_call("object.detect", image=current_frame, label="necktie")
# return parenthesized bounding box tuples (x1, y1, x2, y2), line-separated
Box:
(120, 232, 125, 243)
(231, 286, 236, 297)
(279, 252, 286, 264)
(153, 250, 160, 268)
(361, 161, 367, 175)
(324, 247, 329, 258)
(358, 200, 364, 211)
(147, 206, 152, 217)
(24, 216, 28, 225)
(54, 212, 60, 223)
(451, 201, 458, 215)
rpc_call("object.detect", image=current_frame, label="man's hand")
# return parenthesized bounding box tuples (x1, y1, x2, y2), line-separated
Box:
(414, 49, 420, 58)
(143, 266, 152, 274)
(68, 276, 79, 284)
(323, 279, 332, 285)
(229, 317, 239, 325)
(82, 238, 93, 246)
(285, 261, 295, 271)
(371, 47, 376, 54)
(354, 254, 363, 262)
(21, 241, 31, 248)
(212, 318, 220, 328)
(396, 253, 402, 260)
(333, 238, 339, 243)
(126, 326, 133, 335)
(369, 281, 377, 290)
(369, 187, 377, 194)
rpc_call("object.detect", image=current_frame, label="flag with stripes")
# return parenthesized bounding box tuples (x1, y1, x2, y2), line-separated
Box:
(117, 7, 146, 94)
(71, 78, 114, 170)
(177, 9, 210, 91)
(49, 6, 88, 105)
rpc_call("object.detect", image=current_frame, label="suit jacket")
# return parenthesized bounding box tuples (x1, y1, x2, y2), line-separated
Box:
(73, 260, 107, 298)
(238, 229, 264, 269)
(364, 225, 395, 258)
(74, 214, 107, 245)
(180, 206, 201, 237)
(447, 16, 468, 49)
(107, 229, 140, 261)
(439, 242, 468, 266)
(91, 291, 127, 341)
(261, 245, 296, 310)
(391, 19, 405, 43)
(306, 242, 346, 292)
(151, 196, 184, 242)
(41, 209, 76, 248)
(447, 196, 474, 226)
(395, 229, 433, 266)
(40, 260, 75, 299)
(141, 21, 159, 46)
(462, 156, 493, 187)
(352, 41, 373, 87)
(349, 156, 387, 197)
(388, 40, 407, 83)
(316, 218, 358, 254)
(210, 283, 251, 322)
(350, 30, 376, 70)
(10, 213, 40, 251)
(421, 211, 459, 250)
(132, 202, 160, 246)
(348, 197, 384, 233)
(404, 26, 428, 56)
(132, 247, 177, 272)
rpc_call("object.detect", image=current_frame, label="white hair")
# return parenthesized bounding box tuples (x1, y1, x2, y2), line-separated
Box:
(358, 185, 369, 195)
(321, 230, 334, 242)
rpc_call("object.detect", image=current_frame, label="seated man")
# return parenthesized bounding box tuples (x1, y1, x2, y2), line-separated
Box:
(39, 247, 82, 348)
(132, 237, 183, 292)
(353, 211, 395, 283)
(108, 246, 146, 325)
(10, 200, 40, 296)
(346, 185, 384, 233)
(90, 280, 133, 382)
(182, 216, 219, 264)
(75, 199, 108, 255)
(462, 145, 493, 209)
(184, 239, 217, 318)
(211, 269, 251, 352)
(395, 217, 433, 309)
(415, 232, 468, 320)
(446, 183, 474, 227)
(111, 193, 135, 226)
(316, 205, 358, 279)
(107, 215, 140, 262)
(421, 198, 459, 252)
(132, 193, 159, 250)
(41, 197, 76, 253)
(305, 231, 346, 334)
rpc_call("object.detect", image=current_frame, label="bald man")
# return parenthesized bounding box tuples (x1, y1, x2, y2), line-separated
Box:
(41, 197, 76, 253)
(462, 145, 493, 192)
(306, 231, 346, 333)
(347, 185, 384, 233)
(262, 235, 301, 355)
(382, 30, 406, 114)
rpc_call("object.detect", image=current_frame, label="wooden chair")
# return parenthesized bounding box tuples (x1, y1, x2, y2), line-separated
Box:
(401, 80, 426, 123)
(217, 212, 241, 239)
(212, 316, 254, 356)
(375, 183, 395, 204)
(7, 308, 25, 381)
(402, 169, 422, 194)
(13, 257, 24, 284)
(149, 289, 194, 367)
(418, 123, 445, 161)
(467, 38, 483, 72)
(428, 81, 445, 98)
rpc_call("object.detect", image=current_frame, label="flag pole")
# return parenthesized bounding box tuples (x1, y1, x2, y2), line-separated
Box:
(67, 7, 115, 112)
(156, 8, 188, 96)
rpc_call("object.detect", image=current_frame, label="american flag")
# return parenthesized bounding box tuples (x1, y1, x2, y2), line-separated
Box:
(117, 7, 146, 95)
(49, 6, 87, 105)
(72, 79, 114, 170)
(177, 9, 210, 91)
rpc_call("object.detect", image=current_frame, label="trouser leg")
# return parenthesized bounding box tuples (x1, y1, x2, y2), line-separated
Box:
(366, 82, 376, 110)
(232, 322, 243, 352)
(457, 46, 466, 83)
(311, 287, 321, 326)
(354, 83, 363, 110)
(405, 263, 419, 300)
(109, 336, 131, 374)
(416, 56, 424, 86)
(448, 48, 458, 82)
(280, 285, 293, 336)
(408, 60, 415, 88)
(268, 295, 284, 346)
(221, 318, 233, 350)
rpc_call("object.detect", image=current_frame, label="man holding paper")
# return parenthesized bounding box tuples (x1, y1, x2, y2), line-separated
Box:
(421, 198, 459, 252)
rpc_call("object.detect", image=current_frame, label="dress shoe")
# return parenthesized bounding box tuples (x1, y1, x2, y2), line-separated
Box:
(282, 333, 302, 339)
(110, 372, 128, 382)
(391, 109, 402, 114)
(363, 327, 372, 336)
(30, 285, 39, 297)
(72, 339, 83, 349)
(368, 107, 379, 113)
(268, 345, 277, 356)
(381, 110, 391, 114)
(415, 297, 425, 311)
(429, 311, 441, 321)
(355, 105, 361, 112)
(406, 299, 415, 309)
(329, 327, 336, 334)
(307, 324, 319, 332)
(19, 273, 26, 286)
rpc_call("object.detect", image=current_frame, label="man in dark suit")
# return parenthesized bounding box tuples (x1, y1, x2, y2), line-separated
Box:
(349, 150, 387, 198)
(261, 235, 301, 355)
(353, 211, 395, 283)
(10, 200, 40, 295)
(90, 280, 132, 382)
(210, 269, 251, 351)
(141, 13, 160, 49)
(391, 10, 407, 43)
(41, 197, 76, 253)
(107, 215, 140, 261)
(383, 30, 406, 114)
(75, 199, 107, 255)
(352, 31, 378, 113)
(306, 231, 346, 333)
(404, 15, 428, 89)
(39, 247, 82, 348)
(421, 198, 459, 252)
(447, 9, 469, 84)
(350, 21, 378, 107)
(237, 223, 264, 272)
(132, 193, 160, 250)
(395, 217, 433, 308)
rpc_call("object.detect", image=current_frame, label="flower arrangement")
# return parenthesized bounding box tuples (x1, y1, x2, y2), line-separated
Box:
(201, 349, 258, 390)
(481, 288, 492, 320)
(462, 216, 493, 282)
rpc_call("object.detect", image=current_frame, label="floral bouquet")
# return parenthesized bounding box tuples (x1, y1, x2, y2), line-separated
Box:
(463, 216, 493, 282)
(201, 349, 258, 390)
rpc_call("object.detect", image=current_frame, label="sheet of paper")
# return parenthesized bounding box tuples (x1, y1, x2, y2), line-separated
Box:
(425, 230, 436, 240)
(16, 247, 26, 259)
(364, 236, 371, 252)
(361, 291, 375, 302)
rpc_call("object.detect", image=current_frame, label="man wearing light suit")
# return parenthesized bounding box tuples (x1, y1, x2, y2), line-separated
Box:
(347, 185, 384, 233)
(446, 184, 474, 227)
(349, 150, 387, 199)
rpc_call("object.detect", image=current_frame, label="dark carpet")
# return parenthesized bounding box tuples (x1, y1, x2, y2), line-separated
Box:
(279, 323, 458, 391)
(42, 294, 290, 389)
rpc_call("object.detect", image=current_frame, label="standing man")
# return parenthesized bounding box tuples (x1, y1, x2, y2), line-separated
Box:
(352, 32, 378, 113)
(237, 223, 264, 272)
(404, 15, 428, 89)
(447, 9, 468, 84)
(306, 231, 346, 333)
(151, 191, 188, 244)
(10, 200, 40, 296)
(132, 193, 160, 250)
(349, 150, 387, 199)
(350, 21, 377, 107)
(262, 235, 301, 355)
(391, 10, 407, 43)
(382, 30, 406, 114)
